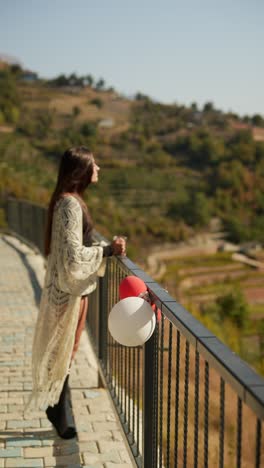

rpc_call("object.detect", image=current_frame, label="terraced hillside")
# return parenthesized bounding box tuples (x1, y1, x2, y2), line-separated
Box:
(148, 238, 264, 374)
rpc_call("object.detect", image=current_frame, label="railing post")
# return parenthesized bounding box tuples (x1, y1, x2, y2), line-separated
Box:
(98, 267, 108, 370)
(143, 326, 158, 468)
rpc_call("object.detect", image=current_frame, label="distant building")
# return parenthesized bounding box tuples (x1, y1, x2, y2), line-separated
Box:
(20, 70, 38, 82)
(60, 85, 83, 94)
(0, 60, 10, 70)
(0, 53, 22, 67)
(218, 242, 239, 253)
(239, 242, 262, 258)
(98, 118, 115, 128)
(192, 111, 203, 122)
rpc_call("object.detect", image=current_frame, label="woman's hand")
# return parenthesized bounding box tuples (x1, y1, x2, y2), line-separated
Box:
(112, 236, 127, 256)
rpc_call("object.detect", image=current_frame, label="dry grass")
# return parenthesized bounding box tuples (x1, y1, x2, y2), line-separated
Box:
(18, 82, 132, 133)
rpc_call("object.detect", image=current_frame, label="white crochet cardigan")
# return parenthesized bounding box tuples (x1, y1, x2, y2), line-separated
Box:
(27, 195, 103, 411)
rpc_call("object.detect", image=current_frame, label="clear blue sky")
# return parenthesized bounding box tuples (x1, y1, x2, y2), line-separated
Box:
(1, 0, 263, 116)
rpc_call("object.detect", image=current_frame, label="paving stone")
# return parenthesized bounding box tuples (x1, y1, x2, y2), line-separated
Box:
(77, 431, 112, 442)
(72, 399, 90, 407)
(24, 411, 44, 419)
(24, 446, 54, 457)
(88, 402, 112, 413)
(82, 449, 122, 464)
(5, 459, 43, 467)
(83, 390, 101, 399)
(44, 454, 81, 466)
(92, 422, 120, 432)
(104, 464, 131, 468)
(7, 419, 41, 429)
(40, 418, 52, 428)
(0, 412, 23, 420)
(98, 441, 128, 454)
(77, 441, 98, 453)
(7, 405, 23, 412)
(82, 465, 104, 468)
(6, 439, 42, 447)
(40, 439, 55, 446)
(111, 431, 124, 441)
(119, 449, 132, 464)
(64, 465, 82, 468)
(0, 447, 22, 458)
(71, 406, 89, 416)
(0, 398, 23, 405)
(75, 421, 93, 432)
(50, 443, 79, 456)
(71, 390, 85, 400)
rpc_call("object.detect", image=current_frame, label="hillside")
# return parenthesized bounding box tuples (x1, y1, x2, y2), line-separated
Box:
(145, 235, 264, 374)
(0, 65, 264, 243)
(1, 64, 264, 249)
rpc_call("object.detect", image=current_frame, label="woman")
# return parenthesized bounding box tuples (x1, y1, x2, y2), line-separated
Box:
(27, 146, 126, 438)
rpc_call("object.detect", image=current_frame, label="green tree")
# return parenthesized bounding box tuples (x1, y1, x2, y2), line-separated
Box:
(69, 73, 78, 85)
(0, 70, 21, 123)
(228, 130, 255, 165)
(167, 185, 190, 219)
(216, 289, 249, 328)
(85, 74, 94, 87)
(203, 288, 249, 329)
(224, 217, 249, 243)
(72, 106, 81, 117)
(51, 74, 68, 86)
(255, 142, 264, 163)
(203, 101, 214, 112)
(80, 121, 97, 137)
(17, 110, 53, 138)
(252, 114, 264, 127)
(189, 192, 211, 226)
(191, 102, 198, 111)
(90, 98, 103, 109)
(95, 78, 105, 90)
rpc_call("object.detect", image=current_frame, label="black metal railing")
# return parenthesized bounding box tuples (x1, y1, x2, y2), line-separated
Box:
(3, 197, 47, 255)
(3, 198, 264, 468)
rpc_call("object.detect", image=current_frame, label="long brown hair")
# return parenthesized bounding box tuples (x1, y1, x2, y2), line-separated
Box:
(45, 146, 94, 256)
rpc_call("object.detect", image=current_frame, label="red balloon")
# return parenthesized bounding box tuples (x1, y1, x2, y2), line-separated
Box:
(119, 276, 147, 300)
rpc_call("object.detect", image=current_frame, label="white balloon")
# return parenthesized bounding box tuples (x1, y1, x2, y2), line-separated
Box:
(108, 296, 156, 347)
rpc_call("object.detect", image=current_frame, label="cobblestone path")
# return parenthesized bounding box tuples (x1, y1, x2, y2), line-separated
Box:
(0, 235, 132, 468)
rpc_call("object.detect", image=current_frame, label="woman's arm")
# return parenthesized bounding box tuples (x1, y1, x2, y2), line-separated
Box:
(56, 196, 103, 294)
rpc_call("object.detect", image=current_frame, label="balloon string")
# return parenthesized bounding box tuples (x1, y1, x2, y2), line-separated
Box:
(139, 290, 165, 322)
(138, 291, 150, 302)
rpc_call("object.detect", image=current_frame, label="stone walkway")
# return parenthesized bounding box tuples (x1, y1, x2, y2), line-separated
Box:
(0, 235, 132, 468)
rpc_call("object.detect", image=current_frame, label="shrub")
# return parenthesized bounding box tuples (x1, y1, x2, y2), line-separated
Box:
(0, 70, 21, 123)
(203, 288, 249, 329)
(80, 121, 97, 137)
(90, 98, 103, 109)
(72, 106, 81, 117)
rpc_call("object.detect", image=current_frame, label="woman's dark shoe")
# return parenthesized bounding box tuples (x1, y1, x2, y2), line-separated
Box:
(46, 375, 76, 439)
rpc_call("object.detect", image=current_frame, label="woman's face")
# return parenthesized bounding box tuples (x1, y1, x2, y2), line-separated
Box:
(90, 158, 100, 183)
